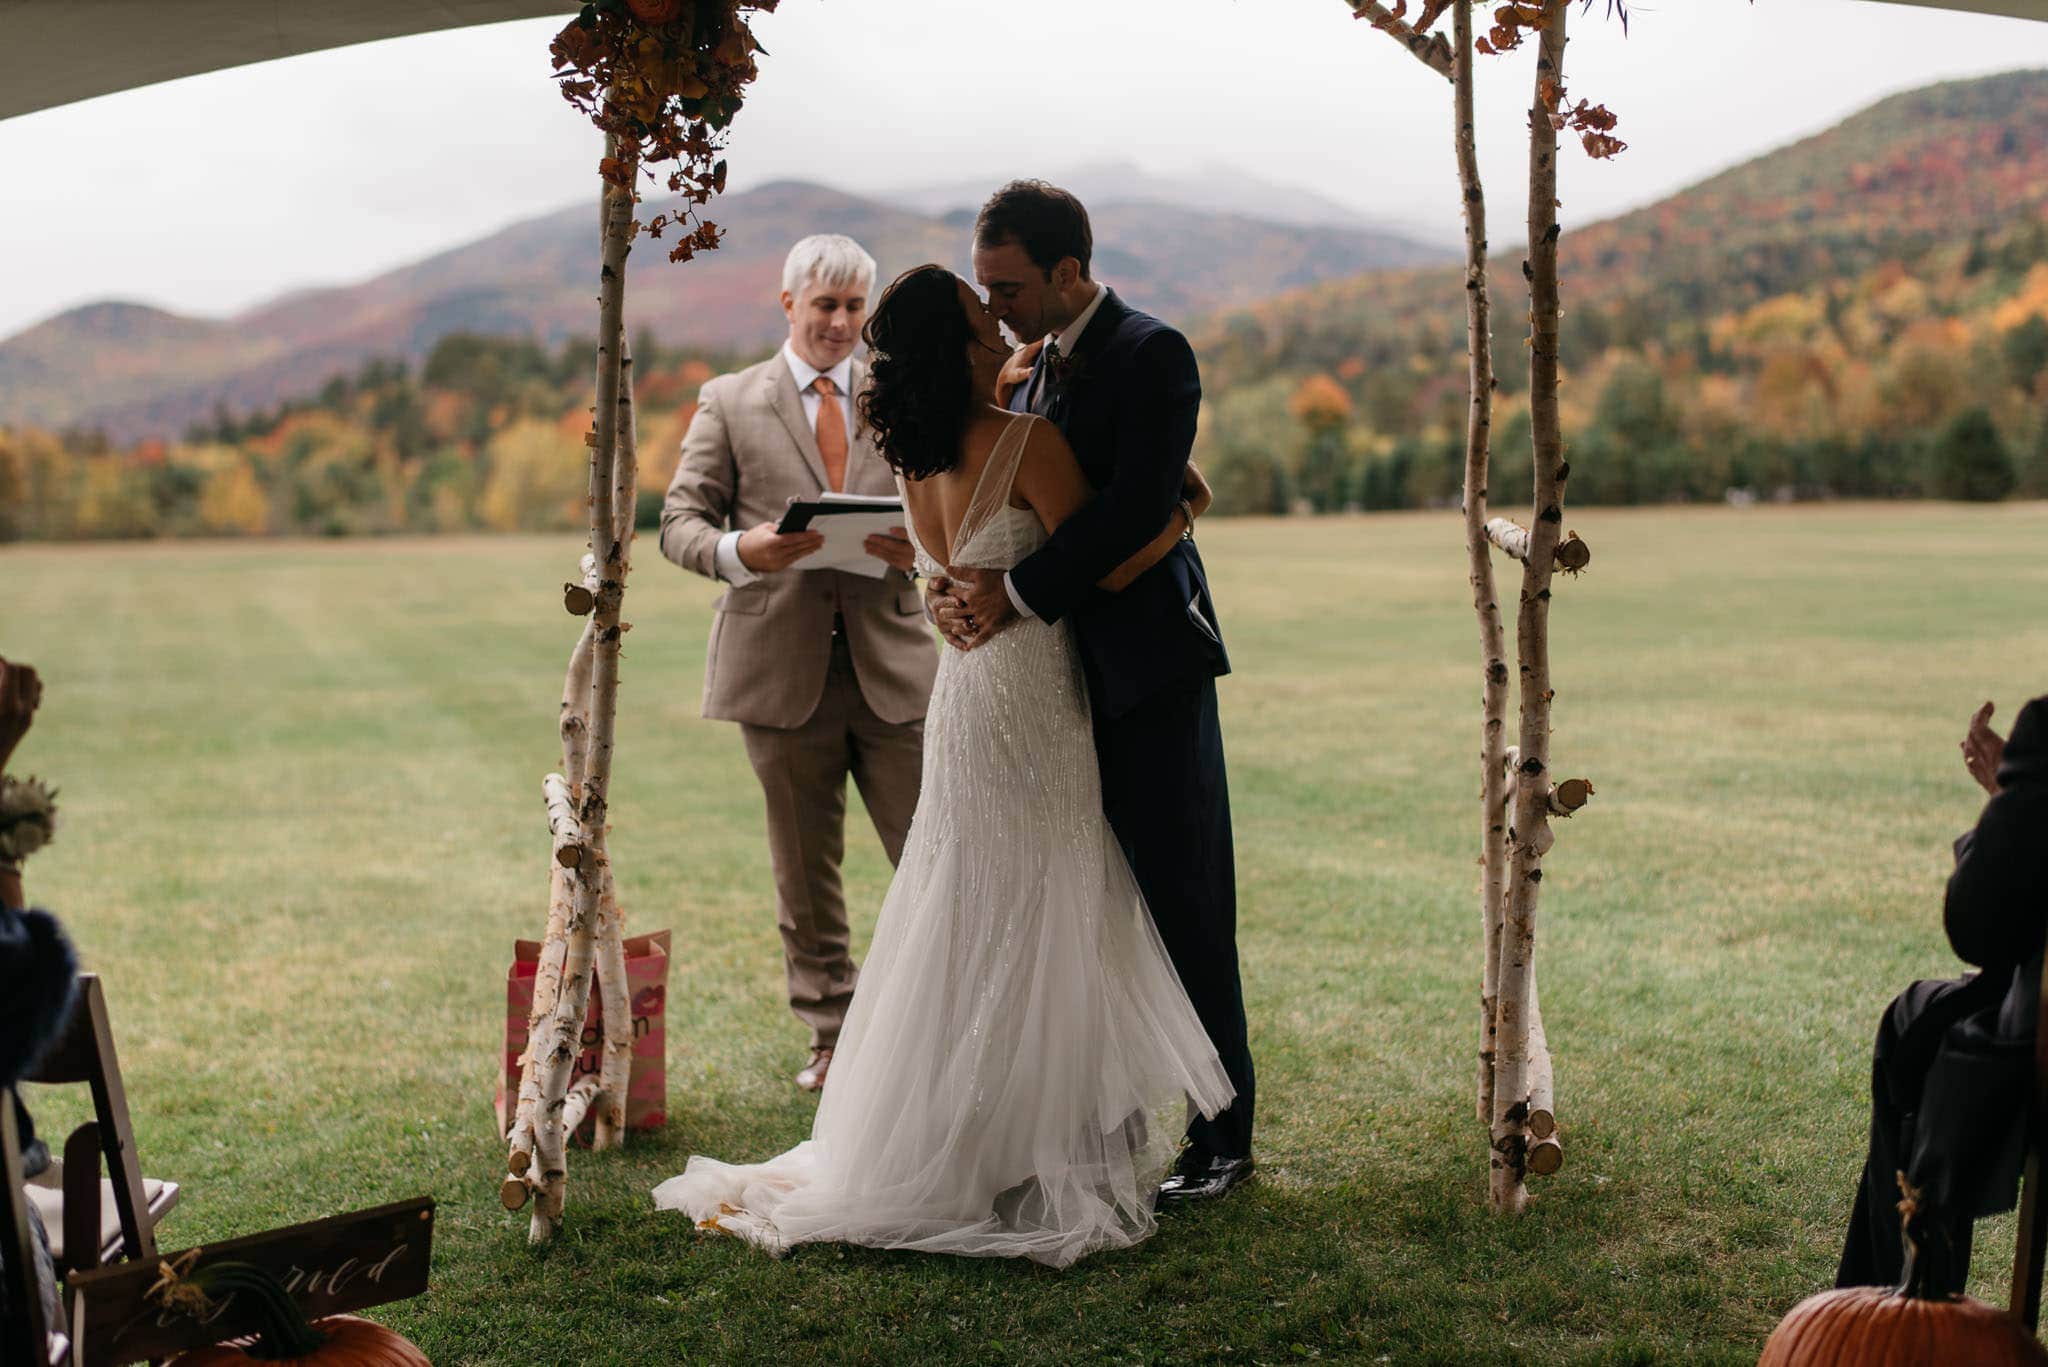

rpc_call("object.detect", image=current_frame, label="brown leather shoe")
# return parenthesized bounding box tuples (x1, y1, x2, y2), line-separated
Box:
(795, 1047, 834, 1092)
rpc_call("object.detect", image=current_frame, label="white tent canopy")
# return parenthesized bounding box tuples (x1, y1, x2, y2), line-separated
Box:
(0, 1, 571, 122)
(0, 0, 2040, 123)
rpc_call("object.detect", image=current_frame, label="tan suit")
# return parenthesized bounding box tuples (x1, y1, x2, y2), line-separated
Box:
(659, 351, 937, 1049)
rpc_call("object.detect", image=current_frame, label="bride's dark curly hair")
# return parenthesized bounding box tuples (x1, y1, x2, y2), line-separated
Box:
(858, 264, 973, 480)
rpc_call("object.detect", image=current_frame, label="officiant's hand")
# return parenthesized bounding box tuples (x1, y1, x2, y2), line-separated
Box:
(1963, 700, 2006, 796)
(864, 526, 915, 574)
(994, 339, 1045, 408)
(736, 520, 824, 573)
(946, 566, 1016, 650)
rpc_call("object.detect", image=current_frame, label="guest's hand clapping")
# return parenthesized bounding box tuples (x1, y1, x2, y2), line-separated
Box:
(0, 656, 42, 774)
(1963, 700, 2007, 796)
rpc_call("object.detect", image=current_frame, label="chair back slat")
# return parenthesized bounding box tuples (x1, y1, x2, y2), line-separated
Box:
(2, 1086, 56, 1364)
(2009, 953, 2048, 1329)
(23, 977, 155, 1265)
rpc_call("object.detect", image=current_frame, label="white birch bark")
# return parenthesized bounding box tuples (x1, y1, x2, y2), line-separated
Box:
(1490, 0, 1570, 1216)
(544, 773, 587, 870)
(526, 138, 638, 1243)
(1444, 0, 1514, 1133)
(1486, 517, 1591, 572)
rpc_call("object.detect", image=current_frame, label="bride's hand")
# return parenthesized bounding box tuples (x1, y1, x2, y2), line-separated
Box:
(994, 339, 1046, 408)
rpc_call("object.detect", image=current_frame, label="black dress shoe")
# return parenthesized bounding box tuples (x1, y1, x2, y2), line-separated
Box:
(1157, 1148, 1254, 1204)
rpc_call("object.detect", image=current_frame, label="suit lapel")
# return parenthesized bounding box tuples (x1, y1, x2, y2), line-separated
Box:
(765, 359, 831, 493)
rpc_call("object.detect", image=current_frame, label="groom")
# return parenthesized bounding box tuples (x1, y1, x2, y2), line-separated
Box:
(937, 180, 1255, 1202)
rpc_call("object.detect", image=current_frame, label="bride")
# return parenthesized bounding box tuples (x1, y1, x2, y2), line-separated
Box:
(653, 265, 1231, 1268)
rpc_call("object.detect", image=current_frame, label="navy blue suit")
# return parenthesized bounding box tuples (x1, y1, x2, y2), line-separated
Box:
(1010, 288, 1254, 1160)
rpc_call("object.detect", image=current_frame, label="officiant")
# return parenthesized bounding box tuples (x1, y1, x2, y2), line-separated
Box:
(658, 234, 936, 1094)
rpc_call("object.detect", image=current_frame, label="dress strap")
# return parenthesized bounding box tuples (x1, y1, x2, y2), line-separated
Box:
(952, 414, 1035, 562)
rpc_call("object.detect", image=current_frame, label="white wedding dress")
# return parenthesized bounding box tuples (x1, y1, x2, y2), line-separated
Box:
(653, 413, 1232, 1268)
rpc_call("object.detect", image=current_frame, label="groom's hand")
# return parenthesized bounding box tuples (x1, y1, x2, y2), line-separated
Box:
(946, 565, 1016, 650)
(923, 576, 973, 650)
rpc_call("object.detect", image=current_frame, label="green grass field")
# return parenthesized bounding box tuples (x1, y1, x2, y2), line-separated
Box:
(8, 501, 2048, 1364)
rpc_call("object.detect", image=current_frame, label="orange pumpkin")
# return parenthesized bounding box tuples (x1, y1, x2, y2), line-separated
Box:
(169, 1315, 429, 1366)
(1761, 1180, 2048, 1366)
(1760, 1285, 2048, 1366)
(157, 1261, 430, 1366)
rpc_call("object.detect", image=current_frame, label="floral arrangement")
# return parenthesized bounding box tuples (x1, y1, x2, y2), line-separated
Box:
(0, 774, 58, 863)
(549, 0, 782, 262)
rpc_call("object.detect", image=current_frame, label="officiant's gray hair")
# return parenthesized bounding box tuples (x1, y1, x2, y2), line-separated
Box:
(782, 234, 877, 298)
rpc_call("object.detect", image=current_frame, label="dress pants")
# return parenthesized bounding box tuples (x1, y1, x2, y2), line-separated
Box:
(740, 635, 924, 1050)
(1094, 675, 1256, 1160)
(1837, 975, 1993, 1294)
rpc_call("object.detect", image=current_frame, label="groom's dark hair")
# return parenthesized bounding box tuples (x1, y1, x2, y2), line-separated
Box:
(974, 181, 1093, 282)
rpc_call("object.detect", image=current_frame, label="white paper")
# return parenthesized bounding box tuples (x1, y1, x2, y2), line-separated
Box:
(800, 493, 907, 578)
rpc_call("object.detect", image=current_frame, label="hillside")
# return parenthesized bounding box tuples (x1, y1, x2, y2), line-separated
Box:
(1191, 69, 2048, 512)
(0, 180, 1444, 441)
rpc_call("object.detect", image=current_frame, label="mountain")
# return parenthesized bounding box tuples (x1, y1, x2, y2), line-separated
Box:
(878, 160, 1430, 238)
(1200, 70, 2048, 386)
(0, 179, 1448, 442)
(1188, 69, 2048, 512)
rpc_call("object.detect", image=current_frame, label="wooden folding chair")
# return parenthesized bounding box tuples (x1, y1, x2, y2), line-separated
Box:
(20, 975, 179, 1275)
(2, 1085, 71, 1365)
(2011, 951, 2048, 1330)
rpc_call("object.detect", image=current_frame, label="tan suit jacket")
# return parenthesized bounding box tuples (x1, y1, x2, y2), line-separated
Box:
(659, 353, 938, 729)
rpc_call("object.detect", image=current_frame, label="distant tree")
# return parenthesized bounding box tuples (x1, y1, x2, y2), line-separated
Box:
(1927, 407, 2015, 501)
(2003, 313, 2048, 390)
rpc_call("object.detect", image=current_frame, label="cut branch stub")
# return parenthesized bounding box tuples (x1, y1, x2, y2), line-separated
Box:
(1348, 0, 1456, 79)
(564, 582, 596, 616)
(1485, 517, 1591, 572)
(1550, 777, 1593, 814)
(543, 773, 588, 869)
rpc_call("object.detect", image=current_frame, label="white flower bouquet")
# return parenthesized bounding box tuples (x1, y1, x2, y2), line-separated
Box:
(0, 774, 59, 862)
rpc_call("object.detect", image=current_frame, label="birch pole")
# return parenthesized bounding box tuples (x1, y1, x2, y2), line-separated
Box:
(513, 138, 638, 1244)
(1446, 0, 1513, 1131)
(1490, 0, 1572, 1215)
(590, 342, 640, 1149)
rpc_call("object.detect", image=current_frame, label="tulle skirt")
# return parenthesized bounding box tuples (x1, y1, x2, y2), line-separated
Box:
(653, 617, 1233, 1268)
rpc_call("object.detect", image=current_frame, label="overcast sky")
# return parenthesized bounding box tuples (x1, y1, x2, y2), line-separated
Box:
(2, 0, 2046, 340)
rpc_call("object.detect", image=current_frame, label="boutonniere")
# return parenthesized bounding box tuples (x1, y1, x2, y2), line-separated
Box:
(0, 774, 59, 863)
(1044, 341, 1087, 387)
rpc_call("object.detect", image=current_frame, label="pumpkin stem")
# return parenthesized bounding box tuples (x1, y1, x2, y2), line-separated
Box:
(1893, 1170, 1963, 1301)
(155, 1259, 330, 1359)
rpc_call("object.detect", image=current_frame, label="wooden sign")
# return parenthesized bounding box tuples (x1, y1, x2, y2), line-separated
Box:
(65, 1197, 433, 1367)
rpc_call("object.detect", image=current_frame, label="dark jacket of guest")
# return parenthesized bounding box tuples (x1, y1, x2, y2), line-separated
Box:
(1910, 695, 2048, 1218)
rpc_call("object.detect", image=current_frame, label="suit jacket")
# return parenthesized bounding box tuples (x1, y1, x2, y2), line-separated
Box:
(1008, 289, 1229, 721)
(658, 353, 937, 730)
(1907, 695, 2048, 1218)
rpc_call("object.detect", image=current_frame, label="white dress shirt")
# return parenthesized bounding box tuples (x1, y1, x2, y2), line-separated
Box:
(715, 343, 857, 585)
(1004, 283, 1106, 618)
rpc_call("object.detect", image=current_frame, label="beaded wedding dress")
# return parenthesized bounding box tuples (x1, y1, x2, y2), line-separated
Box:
(653, 414, 1232, 1268)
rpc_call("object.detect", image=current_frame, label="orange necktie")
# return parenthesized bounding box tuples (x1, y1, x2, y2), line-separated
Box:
(812, 375, 848, 491)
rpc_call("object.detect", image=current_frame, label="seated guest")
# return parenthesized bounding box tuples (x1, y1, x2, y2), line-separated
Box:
(1838, 694, 2048, 1292)
(0, 654, 78, 1341)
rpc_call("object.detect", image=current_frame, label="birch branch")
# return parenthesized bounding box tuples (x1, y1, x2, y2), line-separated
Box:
(1348, 0, 1455, 79)
(1486, 518, 1591, 572)
(544, 773, 588, 870)
(590, 862, 632, 1149)
(559, 1074, 603, 1140)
